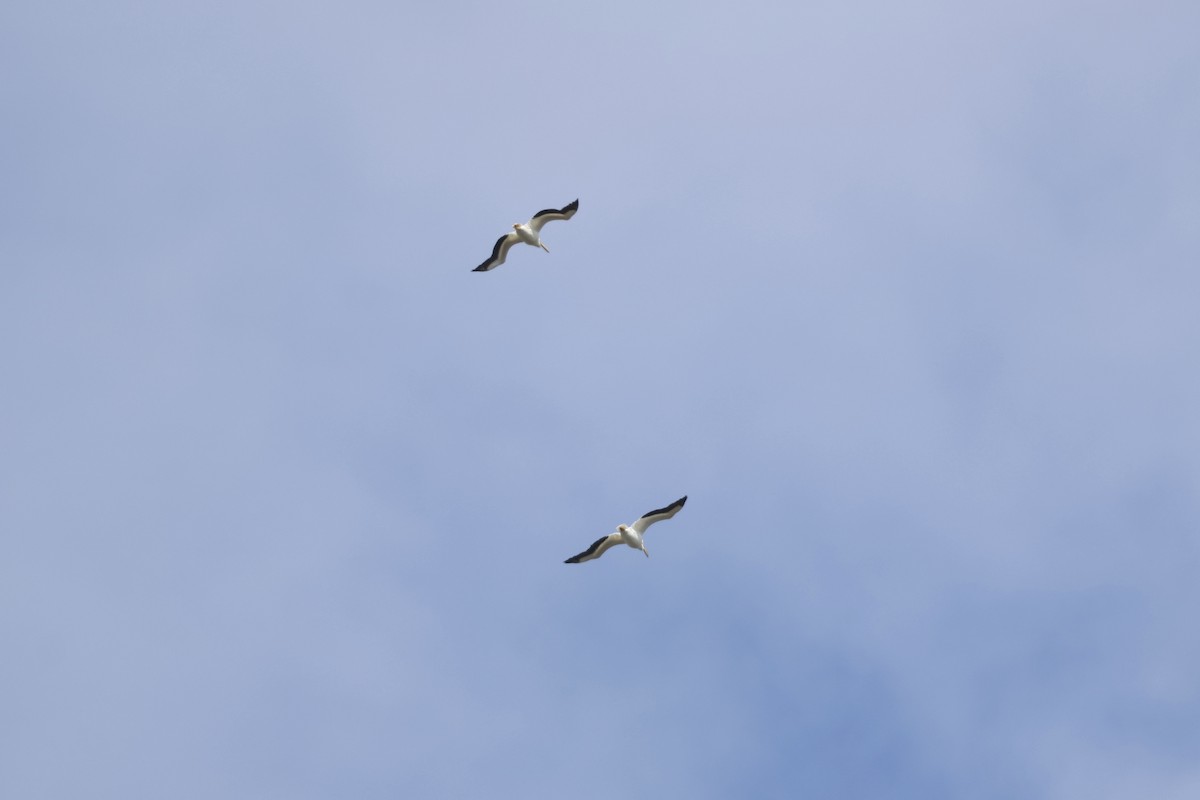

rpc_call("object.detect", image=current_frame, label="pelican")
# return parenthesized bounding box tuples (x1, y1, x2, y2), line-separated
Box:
(564, 496, 687, 563)
(473, 199, 579, 272)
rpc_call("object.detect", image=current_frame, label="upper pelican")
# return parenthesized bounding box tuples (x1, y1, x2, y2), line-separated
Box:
(564, 496, 688, 563)
(473, 199, 579, 272)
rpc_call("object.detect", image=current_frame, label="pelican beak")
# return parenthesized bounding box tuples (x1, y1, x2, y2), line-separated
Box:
(539, 242, 550, 252)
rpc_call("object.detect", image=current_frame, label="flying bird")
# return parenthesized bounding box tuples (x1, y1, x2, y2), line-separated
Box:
(564, 496, 688, 564)
(473, 199, 579, 272)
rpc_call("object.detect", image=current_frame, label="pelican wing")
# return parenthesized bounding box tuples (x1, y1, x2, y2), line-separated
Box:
(564, 532, 622, 564)
(527, 199, 579, 233)
(630, 495, 687, 535)
(474, 231, 520, 272)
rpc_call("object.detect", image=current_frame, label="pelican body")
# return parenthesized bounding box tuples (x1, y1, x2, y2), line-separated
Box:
(513, 220, 550, 251)
(617, 524, 648, 556)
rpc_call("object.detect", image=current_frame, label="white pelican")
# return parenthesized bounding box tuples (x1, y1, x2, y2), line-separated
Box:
(564, 496, 687, 563)
(473, 199, 579, 272)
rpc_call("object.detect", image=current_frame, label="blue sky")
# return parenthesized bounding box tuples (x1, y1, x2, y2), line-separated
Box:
(2, 1, 1198, 797)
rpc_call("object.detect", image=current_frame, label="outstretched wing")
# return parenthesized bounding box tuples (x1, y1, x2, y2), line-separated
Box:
(527, 198, 579, 234)
(474, 231, 519, 272)
(564, 532, 621, 564)
(630, 495, 687, 536)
